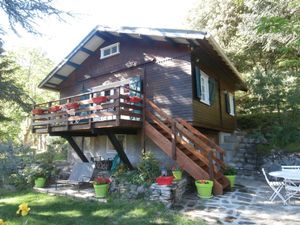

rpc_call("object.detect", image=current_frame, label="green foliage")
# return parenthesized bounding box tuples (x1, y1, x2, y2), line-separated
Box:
(0, 48, 57, 144)
(189, 0, 300, 150)
(224, 166, 237, 175)
(255, 144, 273, 156)
(114, 152, 161, 185)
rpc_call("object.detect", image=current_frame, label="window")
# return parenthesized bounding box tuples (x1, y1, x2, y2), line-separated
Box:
(106, 134, 126, 154)
(225, 92, 235, 116)
(100, 43, 120, 59)
(195, 66, 210, 105)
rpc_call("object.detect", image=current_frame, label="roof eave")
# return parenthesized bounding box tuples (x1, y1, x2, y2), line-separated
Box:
(205, 35, 248, 92)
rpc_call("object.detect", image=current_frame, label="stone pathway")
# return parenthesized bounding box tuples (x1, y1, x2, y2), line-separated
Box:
(173, 177, 300, 225)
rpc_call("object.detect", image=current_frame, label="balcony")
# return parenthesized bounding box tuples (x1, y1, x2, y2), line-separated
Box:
(32, 84, 143, 135)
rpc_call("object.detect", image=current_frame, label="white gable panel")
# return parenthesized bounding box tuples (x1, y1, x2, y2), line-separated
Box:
(48, 77, 63, 84)
(70, 51, 89, 64)
(57, 65, 75, 76)
(84, 36, 104, 51)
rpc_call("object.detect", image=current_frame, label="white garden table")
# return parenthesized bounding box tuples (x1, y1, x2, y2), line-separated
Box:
(269, 170, 300, 204)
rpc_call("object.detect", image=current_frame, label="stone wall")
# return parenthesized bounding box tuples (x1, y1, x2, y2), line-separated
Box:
(220, 131, 265, 176)
(149, 178, 187, 208)
(109, 178, 187, 208)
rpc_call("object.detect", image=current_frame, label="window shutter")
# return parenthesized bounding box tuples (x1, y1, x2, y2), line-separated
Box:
(195, 66, 201, 98)
(209, 77, 215, 105)
(225, 93, 230, 114)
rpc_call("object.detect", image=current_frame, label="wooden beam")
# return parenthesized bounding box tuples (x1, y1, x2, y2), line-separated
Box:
(63, 135, 89, 162)
(106, 131, 134, 170)
(53, 74, 68, 80)
(66, 61, 81, 69)
(80, 47, 95, 55)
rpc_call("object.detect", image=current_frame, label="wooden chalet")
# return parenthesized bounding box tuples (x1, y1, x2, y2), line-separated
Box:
(32, 26, 247, 195)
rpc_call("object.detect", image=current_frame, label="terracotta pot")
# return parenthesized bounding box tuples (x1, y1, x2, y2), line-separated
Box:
(92, 96, 108, 104)
(48, 105, 61, 112)
(32, 108, 45, 115)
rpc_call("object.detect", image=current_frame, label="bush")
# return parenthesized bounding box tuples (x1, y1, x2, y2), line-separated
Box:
(238, 112, 300, 148)
(114, 152, 161, 185)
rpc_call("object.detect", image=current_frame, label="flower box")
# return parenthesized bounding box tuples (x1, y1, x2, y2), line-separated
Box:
(92, 96, 108, 104)
(128, 96, 142, 103)
(32, 108, 45, 115)
(156, 176, 174, 185)
(65, 102, 80, 110)
(48, 105, 61, 113)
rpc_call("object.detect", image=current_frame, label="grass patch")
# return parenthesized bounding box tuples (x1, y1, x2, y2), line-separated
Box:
(0, 190, 207, 225)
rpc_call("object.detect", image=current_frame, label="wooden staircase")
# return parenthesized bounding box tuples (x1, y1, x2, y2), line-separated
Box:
(144, 99, 230, 195)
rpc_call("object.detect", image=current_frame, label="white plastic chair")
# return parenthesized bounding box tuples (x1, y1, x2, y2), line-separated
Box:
(262, 168, 286, 204)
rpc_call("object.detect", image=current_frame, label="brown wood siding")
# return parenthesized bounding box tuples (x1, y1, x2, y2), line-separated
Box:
(191, 50, 236, 132)
(58, 37, 193, 120)
(145, 55, 193, 121)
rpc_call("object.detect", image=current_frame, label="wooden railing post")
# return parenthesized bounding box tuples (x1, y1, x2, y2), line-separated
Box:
(89, 93, 93, 129)
(47, 101, 52, 133)
(208, 150, 214, 180)
(172, 120, 176, 160)
(115, 87, 120, 126)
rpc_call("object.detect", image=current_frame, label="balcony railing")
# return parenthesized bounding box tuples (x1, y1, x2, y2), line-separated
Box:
(32, 84, 143, 134)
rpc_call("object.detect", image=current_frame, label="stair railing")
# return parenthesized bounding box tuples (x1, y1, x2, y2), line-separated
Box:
(145, 99, 226, 179)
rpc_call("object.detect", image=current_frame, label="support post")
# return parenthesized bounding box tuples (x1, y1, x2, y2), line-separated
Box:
(63, 135, 89, 162)
(106, 131, 134, 170)
(208, 150, 214, 180)
(171, 120, 176, 160)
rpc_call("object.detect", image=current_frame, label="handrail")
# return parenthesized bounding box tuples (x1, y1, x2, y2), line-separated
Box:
(32, 84, 143, 131)
(176, 118, 225, 156)
(145, 99, 225, 176)
(35, 82, 142, 107)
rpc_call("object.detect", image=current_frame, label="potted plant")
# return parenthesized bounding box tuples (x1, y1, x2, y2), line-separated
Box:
(224, 165, 237, 189)
(25, 163, 55, 188)
(195, 179, 214, 199)
(93, 177, 111, 198)
(30, 166, 49, 188)
(171, 166, 182, 181)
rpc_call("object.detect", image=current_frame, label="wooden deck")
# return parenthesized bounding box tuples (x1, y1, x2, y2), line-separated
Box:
(32, 84, 143, 135)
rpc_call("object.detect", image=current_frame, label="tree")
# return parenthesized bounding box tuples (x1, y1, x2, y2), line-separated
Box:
(0, 48, 57, 144)
(0, 0, 69, 37)
(188, 0, 300, 147)
(0, 54, 32, 121)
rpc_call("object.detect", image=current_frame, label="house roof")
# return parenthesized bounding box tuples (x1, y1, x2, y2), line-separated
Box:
(39, 25, 247, 91)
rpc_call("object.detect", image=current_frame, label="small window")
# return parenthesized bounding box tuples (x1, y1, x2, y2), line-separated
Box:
(194, 66, 210, 105)
(100, 43, 120, 59)
(200, 72, 210, 105)
(225, 92, 235, 116)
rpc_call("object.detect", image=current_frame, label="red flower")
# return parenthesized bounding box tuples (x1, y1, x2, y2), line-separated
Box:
(32, 108, 45, 115)
(93, 177, 111, 185)
(65, 102, 80, 110)
(128, 96, 142, 103)
(92, 96, 108, 104)
(48, 105, 61, 113)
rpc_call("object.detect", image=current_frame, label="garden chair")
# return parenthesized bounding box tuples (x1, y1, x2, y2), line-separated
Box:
(285, 179, 300, 203)
(261, 168, 286, 204)
(55, 162, 95, 191)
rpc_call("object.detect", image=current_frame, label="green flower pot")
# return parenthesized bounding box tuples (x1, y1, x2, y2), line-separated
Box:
(225, 175, 236, 189)
(94, 184, 109, 198)
(172, 170, 182, 180)
(34, 177, 46, 188)
(195, 180, 213, 199)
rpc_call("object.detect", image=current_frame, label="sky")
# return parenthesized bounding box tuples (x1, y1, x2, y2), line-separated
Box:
(2, 0, 197, 63)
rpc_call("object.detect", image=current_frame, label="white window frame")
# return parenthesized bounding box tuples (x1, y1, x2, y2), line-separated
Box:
(200, 71, 210, 105)
(228, 92, 235, 116)
(106, 134, 126, 154)
(100, 42, 120, 59)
